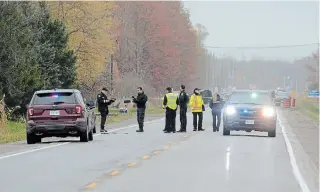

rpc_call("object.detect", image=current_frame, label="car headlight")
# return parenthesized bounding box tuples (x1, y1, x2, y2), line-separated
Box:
(225, 106, 236, 115)
(263, 107, 274, 117)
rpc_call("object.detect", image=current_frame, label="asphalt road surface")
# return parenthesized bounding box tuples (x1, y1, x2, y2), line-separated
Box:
(0, 111, 311, 192)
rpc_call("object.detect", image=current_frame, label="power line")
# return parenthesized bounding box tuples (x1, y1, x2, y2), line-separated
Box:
(203, 43, 319, 49)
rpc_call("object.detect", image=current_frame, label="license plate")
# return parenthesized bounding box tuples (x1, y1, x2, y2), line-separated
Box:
(245, 120, 254, 125)
(49, 110, 60, 116)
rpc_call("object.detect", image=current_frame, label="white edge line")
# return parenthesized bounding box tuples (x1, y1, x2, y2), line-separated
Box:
(0, 117, 165, 161)
(277, 110, 311, 192)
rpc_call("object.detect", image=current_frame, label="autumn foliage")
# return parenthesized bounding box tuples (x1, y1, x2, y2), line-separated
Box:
(113, 1, 199, 95)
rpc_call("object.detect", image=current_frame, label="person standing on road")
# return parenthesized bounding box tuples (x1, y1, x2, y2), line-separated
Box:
(177, 84, 189, 132)
(97, 88, 116, 133)
(163, 87, 179, 133)
(189, 88, 205, 131)
(209, 92, 223, 132)
(132, 87, 148, 132)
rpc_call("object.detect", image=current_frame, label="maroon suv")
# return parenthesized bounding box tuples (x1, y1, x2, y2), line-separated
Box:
(26, 89, 96, 144)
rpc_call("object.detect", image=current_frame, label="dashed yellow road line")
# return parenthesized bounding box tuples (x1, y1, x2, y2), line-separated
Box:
(142, 155, 150, 160)
(128, 163, 137, 167)
(152, 151, 160, 155)
(85, 182, 97, 189)
(109, 170, 120, 176)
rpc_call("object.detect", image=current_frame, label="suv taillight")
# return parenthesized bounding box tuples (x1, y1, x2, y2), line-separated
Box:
(75, 105, 82, 114)
(28, 108, 34, 116)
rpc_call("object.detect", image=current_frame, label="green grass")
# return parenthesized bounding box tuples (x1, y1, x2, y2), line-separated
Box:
(0, 121, 26, 144)
(296, 96, 319, 121)
(0, 107, 164, 144)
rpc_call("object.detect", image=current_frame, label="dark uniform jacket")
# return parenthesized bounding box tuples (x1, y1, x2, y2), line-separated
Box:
(97, 92, 113, 113)
(133, 92, 148, 108)
(178, 91, 189, 109)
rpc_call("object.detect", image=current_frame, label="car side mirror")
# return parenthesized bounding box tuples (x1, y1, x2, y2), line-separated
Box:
(124, 100, 131, 104)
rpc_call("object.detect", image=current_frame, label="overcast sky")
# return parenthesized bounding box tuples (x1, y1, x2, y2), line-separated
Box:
(183, 1, 319, 61)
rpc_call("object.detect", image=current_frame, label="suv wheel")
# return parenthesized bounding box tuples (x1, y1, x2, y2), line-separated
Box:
(223, 125, 230, 136)
(80, 126, 89, 142)
(268, 129, 276, 137)
(27, 134, 41, 144)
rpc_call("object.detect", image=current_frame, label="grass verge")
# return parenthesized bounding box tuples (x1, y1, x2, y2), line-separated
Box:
(296, 96, 319, 121)
(0, 107, 164, 144)
(0, 121, 26, 144)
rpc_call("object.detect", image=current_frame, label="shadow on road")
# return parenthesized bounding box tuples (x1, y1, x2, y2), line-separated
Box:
(229, 134, 269, 138)
(41, 140, 80, 144)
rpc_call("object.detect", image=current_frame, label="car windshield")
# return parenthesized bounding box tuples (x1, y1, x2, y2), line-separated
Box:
(277, 91, 289, 97)
(32, 92, 76, 105)
(228, 91, 272, 105)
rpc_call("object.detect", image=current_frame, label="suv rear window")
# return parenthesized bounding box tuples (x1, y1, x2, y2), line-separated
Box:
(32, 92, 77, 105)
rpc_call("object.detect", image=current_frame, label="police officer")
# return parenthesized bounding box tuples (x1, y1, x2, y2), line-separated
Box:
(209, 92, 223, 132)
(189, 88, 205, 131)
(97, 88, 115, 132)
(163, 87, 179, 133)
(177, 85, 189, 132)
(132, 87, 148, 132)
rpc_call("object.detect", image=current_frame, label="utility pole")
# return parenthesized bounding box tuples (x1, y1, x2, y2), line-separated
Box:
(110, 54, 113, 93)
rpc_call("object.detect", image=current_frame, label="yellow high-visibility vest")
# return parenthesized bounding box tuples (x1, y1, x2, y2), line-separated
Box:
(189, 94, 204, 112)
(164, 93, 178, 110)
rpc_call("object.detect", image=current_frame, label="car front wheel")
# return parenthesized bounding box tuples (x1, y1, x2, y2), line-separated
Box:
(268, 129, 276, 137)
(223, 125, 230, 136)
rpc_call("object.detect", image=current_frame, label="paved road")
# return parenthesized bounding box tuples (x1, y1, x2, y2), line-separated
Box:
(0, 111, 310, 192)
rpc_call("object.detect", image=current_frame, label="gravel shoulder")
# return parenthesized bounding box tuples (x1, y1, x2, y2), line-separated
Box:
(279, 107, 319, 192)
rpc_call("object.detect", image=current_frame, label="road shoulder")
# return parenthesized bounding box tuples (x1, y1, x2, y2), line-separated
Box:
(278, 108, 319, 192)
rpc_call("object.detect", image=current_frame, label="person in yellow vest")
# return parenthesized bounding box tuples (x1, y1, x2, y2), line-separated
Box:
(162, 87, 179, 133)
(189, 88, 205, 131)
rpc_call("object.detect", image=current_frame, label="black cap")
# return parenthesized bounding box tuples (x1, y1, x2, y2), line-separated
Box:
(102, 87, 108, 91)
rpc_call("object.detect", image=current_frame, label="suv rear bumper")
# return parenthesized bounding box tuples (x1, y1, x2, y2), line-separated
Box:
(26, 119, 87, 137)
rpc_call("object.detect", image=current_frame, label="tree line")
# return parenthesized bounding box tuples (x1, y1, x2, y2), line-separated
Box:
(1, 1, 316, 121)
(0, 1, 208, 119)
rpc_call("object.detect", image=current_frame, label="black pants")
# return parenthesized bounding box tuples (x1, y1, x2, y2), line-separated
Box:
(192, 112, 203, 130)
(212, 112, 221, 130)
(137, 108, 145, 130)
(179, 107, 187, 131)
(100, 111, 108, 130)
(165, 108, 177, 132)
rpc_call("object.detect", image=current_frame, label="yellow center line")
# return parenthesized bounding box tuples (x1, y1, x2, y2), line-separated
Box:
(128, 163, 137, 167)
(109, 170, 120, 176)
(152, 151, 160, 155)
(85, 182, 97, 189)
(142, 155, 150, 160)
